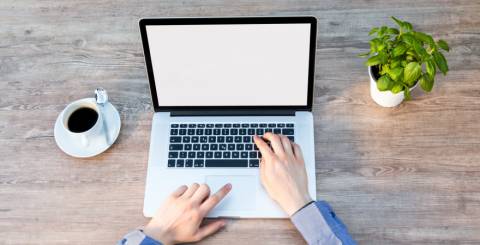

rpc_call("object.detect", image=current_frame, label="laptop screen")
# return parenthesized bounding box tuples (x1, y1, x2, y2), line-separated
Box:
(144, 22, 313, 107)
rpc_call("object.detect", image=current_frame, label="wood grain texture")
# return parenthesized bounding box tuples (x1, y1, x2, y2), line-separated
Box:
(1, 0, 479, 244)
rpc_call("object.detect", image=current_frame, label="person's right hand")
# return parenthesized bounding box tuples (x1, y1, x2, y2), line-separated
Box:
(254, 133, 312, 216)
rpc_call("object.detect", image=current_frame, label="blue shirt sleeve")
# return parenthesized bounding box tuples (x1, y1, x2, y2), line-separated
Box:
(314, 201, 356, 245)
(117, 230, 163, 245)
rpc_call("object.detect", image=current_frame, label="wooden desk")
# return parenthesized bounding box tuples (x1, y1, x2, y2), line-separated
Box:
(1, 0, 479, 244)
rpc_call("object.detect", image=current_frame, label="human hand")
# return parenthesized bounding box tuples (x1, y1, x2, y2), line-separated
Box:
(143, 183, 231, 245)
(254, 133, 312, 216)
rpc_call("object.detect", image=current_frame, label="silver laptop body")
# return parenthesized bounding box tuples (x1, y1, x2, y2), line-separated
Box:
(140, 16, 317, 218)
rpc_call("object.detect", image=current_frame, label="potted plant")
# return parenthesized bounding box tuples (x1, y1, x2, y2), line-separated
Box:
(360, 16, 450, 107)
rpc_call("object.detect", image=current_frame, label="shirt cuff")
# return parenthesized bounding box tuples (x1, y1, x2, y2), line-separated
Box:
(118, 230, 163, 245)
(291, 202, 342, 245)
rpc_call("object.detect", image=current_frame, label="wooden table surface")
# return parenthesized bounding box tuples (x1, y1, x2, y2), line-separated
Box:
(1, 0, 480, 244)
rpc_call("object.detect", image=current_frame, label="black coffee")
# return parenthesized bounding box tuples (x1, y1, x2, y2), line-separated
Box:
(67, 107, 98, 133)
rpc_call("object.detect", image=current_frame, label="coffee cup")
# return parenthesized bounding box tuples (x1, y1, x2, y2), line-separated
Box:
(61, 99, 106, 147)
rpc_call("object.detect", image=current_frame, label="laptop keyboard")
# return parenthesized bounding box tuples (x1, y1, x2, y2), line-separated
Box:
(168, 123, 294, 168)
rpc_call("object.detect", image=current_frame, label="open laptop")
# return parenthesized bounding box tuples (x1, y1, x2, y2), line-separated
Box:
(140, 16, 317, 218)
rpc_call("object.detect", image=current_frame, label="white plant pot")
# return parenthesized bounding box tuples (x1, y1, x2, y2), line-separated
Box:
(369, 66, 417, 107)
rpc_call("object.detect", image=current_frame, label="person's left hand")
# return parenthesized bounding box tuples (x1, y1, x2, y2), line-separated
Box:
(143, 183, 232, 245)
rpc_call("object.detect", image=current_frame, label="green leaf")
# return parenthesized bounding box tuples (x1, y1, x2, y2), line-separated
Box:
(402, 33, 416, 46)
(403, 21, 413, 32)
(369, 27, 379, 36)
(391, 59, 402, 68)
(403, 62, 422, 86)
(391, 16, 404, 28)
(419, 73, 434, 92)
(413, 41, 428, 60)
(437, 39, 450, 52)
(387, 28, 399, 35)
(378, 26, 388, 36)
(393, 43, 408, 57)
(426, 60, 436, 78)
(404, 85, 411, 100)
(377, 75, 394, 91)
(391, 83, 404, 94)
(358, 52, 370, 58)
(387, 67, 404, 81)
(413, 32, 435, 47)
(433, 51, 449, 75)
(366, 55, 381, 66)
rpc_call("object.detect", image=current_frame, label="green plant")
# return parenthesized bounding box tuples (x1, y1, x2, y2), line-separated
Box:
(360, 16, 450, 99)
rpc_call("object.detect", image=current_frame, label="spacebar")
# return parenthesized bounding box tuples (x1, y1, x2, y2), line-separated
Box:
(205, 159, 248, 167)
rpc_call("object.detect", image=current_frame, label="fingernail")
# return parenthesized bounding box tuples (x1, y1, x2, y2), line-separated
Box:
(225, 183, 232, 190)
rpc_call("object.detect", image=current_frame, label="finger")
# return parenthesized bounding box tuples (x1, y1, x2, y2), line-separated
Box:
(292, 143, 305, 164)
(262, 132, 285, 156)
(200, 183, 232, 214)
(253, 135, 273, 158)
(194, 219, 226, 241)
(191, 184, 211, 204)
(171, 185, 188, 198)
(280, 135, 294, 158)
(183, 183, 200, 198)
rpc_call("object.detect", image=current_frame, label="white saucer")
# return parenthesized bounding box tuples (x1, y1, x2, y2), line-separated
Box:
(54, 98, 121, 158)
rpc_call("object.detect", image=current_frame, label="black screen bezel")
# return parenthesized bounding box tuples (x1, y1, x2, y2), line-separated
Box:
(139, 16, 317, 112)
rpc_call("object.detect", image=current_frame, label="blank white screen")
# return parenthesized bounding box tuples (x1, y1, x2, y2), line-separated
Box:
(146, 24, 311, 106)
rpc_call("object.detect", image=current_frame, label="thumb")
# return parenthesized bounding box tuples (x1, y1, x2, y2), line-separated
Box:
(194, 220, 226, 241)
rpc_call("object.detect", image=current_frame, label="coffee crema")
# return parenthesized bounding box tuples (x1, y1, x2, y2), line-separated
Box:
(67, 107, 98, 133)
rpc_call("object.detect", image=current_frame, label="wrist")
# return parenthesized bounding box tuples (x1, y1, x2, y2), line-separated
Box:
(143, 223, 174, 245)
(285, 194, 312, 216)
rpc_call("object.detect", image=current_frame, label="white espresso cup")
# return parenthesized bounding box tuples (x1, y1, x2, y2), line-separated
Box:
(61, 99, 106, 147)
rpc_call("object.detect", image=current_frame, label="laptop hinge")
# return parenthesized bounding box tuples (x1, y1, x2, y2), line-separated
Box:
(170, 110, 296, 117)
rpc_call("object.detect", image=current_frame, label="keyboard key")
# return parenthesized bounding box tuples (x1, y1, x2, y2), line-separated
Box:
(198, 124, 205, 128)
(259, 123, 267, 127)
(234, 136, 242, 143)
(202, 144, 209, 150)
(214, 124, 223, 128)
(188, 152, 196, 158)
(193, 144, 200, 151)
(249, 151, 257, 158)
(236, 144, 244, 150)
(208, 136, 216, 143)
(171, 124, 179, 128)
(194, 159, 204, 167)
(169, 144, 183, 150)
(206, 124, 214, 128)
(226, 136, 233, 143)
(273, 128, 281, 134)
(256, 129, 264, 135)
(179, 152, 187, 158)
(250, 123, 258, 128)
(278, 123, 285, 127)
(188, 124, 196, 128)
(248, 129, 255, 135)
(219, 144, 227, 150)
(286, 123, 294, 128)
(214, 152, 222, 158)
(249, 159, 259, 167)
(217, 136, 225, 143)
(245, 144, 253, 150)
(241, 123, 249, 127)
(232, 152, 239, 158)
(224, 123, 232, 127)
(170, 137, 181, 143)
(169, 152, 178, 158)
(213, 129, 221, 135)
(243, 136, 251, 143)
(170, 129, 178, 135)
(176, 159, 185, 167)
(211, 144, 218, 150)
(182, 136, 190, 143)
(241, 152, 249, 158)
(205, 129, 212, 135)
(233, 124, 240, 128)
(265, 128, 273, 133)
(282, 129, 294, 135)
(185, 159, 193, 167)
(222, 129, 229, 135)
(239, 129, 247, 135)
(231, 129, 238, 135)
(180, 124, 187, 128)
(228, 144, 235, 150)
(197, 152, 205, 158)
(185, 144, 192, 150)
(168, 159, 176, 167)
(200, 136, 208, 143)
(223, 152, 231, 158)
(268, 123, 276, 127)
(196, 129, 204, 135)
(206, 159, 248, 167)
(206, 152, 213, 158)
(179, 129, 186, 135)
(191, 136, 199, 143)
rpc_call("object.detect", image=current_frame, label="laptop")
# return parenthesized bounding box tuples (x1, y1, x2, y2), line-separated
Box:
(139, 16, 317, 218)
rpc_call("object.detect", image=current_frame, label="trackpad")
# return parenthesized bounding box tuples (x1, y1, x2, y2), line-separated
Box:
(206, 175, 257, 211)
